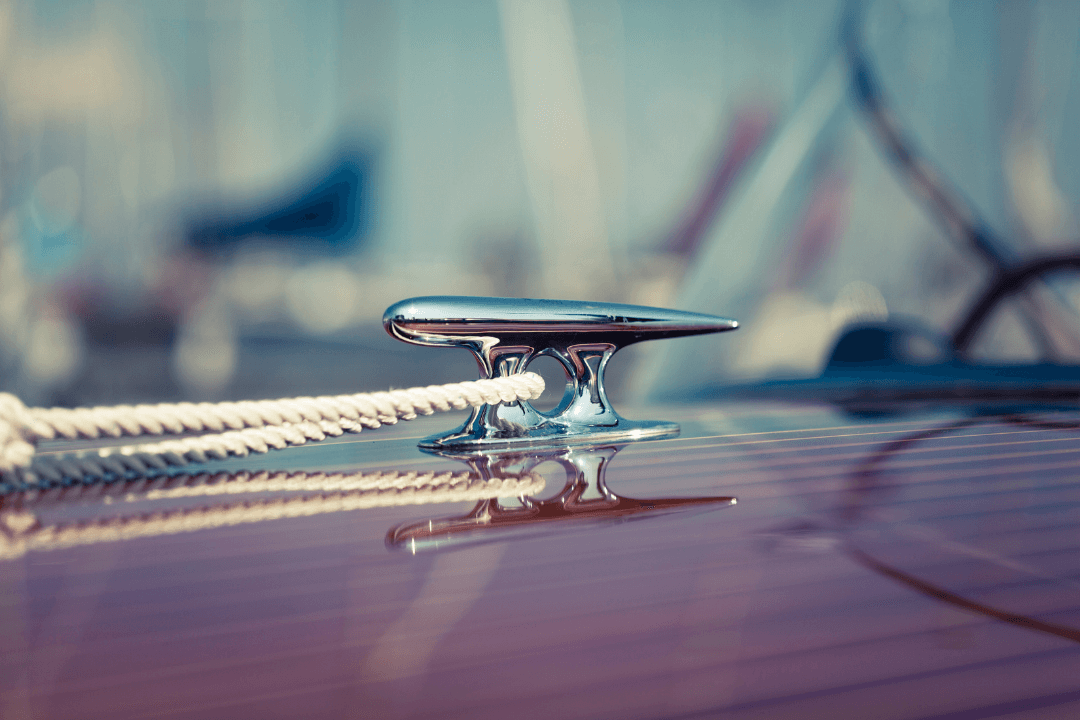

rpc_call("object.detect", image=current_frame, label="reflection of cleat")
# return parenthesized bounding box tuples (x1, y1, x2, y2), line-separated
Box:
(384, 296, 738, 450)
(386, 444, 736, 551)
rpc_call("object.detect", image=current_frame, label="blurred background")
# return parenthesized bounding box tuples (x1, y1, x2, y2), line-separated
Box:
(2, 0, 1080, 408)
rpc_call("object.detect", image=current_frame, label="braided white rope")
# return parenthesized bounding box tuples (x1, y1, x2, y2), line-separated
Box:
(13, 469, 525, 506)
(0, 468, 546, 560)
(0, 373, 545, 480)
(26, 422, 371, 485)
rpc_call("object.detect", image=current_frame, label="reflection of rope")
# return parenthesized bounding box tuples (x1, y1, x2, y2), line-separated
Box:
(0, 469, 545, 560)
(0, 373, 545, 481)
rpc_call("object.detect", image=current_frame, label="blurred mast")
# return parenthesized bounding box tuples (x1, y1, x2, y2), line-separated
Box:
(498, 0, 617, 300)
(629, 56, 848, 401)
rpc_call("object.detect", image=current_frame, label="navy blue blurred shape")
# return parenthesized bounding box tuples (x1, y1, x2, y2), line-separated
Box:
(187, 149, 373, 253)
(827, 324, 913, 368)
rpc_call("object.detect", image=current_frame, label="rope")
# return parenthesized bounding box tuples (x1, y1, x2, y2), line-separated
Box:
(0, 373, 545, 481)
(0, 468, 545, 560)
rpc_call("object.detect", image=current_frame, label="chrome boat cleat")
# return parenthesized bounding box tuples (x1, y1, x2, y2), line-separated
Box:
(383, 296, 738, 450)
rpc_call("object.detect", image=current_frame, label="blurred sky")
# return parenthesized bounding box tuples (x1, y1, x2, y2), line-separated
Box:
(2, 0, 1080, 405)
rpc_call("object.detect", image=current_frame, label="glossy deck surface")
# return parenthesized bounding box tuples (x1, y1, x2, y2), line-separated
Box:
(2, 401, 1079, 719)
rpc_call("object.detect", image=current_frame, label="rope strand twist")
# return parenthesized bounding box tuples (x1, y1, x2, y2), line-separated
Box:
(0, 372, 545, 481)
